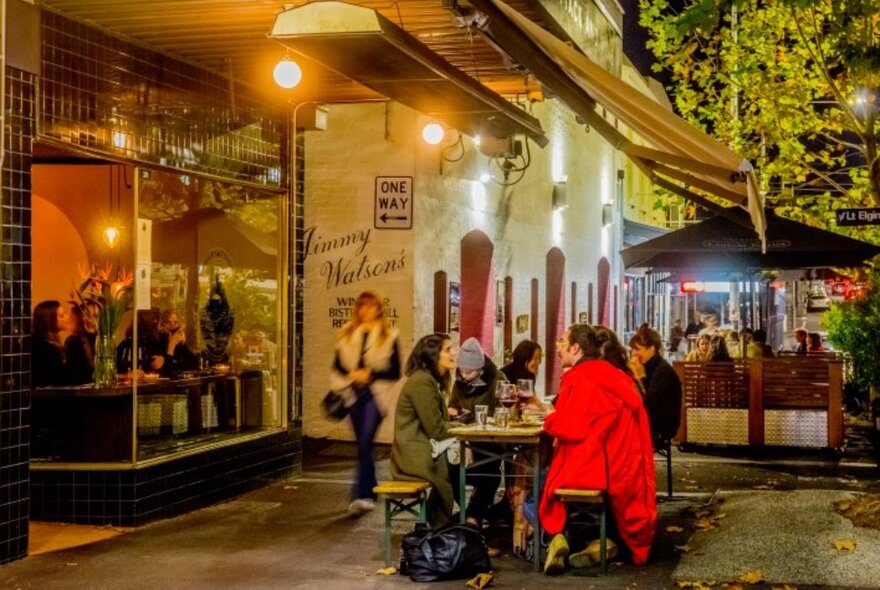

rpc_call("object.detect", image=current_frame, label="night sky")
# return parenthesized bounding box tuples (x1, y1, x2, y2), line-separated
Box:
(620, 0, 656, 77)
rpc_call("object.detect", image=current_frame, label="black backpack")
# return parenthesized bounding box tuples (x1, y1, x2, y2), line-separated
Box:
(400, 523, 492, 582)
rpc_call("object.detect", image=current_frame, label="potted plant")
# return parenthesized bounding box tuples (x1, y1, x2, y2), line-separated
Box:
(825, 271, 880, 423)
(71, 264, 134, 387)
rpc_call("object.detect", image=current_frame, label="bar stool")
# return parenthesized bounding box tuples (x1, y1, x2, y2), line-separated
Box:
(555, 488, 608, 574)
(373, 481, 431, 567)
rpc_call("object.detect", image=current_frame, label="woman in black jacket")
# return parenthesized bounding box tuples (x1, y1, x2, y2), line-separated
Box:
(629, 323, 682, 449)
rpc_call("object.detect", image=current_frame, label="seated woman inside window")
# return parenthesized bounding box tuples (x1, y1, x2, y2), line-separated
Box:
(158, 310, 200, 376)
(32, 300, 70, 387)
(64, 304, 97, 385)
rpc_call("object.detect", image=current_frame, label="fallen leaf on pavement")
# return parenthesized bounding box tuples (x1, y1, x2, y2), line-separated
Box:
(835, 500, 851, 511)
(722, 584, 743, 590)
(283, 485, 298, 490)
(694, 518, 716, 530)
(465, 572, 495, 589)
(676, 581, 713, 590)
(833, 539, 856, 552)
(375, 566, 397, 576)
(739, 570, 764, 584)
(666, 525, 684, 533)
(770, 585, 797, 590)
(713, 513, 728, 520)
(753, 485, 773, 490)
(674, 544, 691, 553)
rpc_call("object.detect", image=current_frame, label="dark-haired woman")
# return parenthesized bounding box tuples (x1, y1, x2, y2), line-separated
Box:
(65, 305, 97, 385)
(629, 323, 683, 450)
(501, 340, 542, 384)
(391, 333, 457, 527)
(32, 300, 70, 387)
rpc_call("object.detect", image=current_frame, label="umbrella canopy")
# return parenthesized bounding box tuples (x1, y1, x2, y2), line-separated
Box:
(621, 208, 880, 271)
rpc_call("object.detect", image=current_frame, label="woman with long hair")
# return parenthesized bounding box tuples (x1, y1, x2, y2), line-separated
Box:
(629, 323, 683, 450)
(65, 304, 97, 385)
(331, 291, 402, 516)
(500, 339, 543, 384)
(391, 333, 457, 526)
(32, 300, 70, 387)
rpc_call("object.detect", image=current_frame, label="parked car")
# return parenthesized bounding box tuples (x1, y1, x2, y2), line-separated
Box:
(807, 287, 831, 311)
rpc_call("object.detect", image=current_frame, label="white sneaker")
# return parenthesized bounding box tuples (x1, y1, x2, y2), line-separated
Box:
(348, 498, 375, 517)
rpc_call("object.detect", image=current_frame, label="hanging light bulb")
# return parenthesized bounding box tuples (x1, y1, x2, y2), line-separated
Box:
(422, 122, 444, 145)
(273, 57, 302, 89)
(103, 226, 120, 248)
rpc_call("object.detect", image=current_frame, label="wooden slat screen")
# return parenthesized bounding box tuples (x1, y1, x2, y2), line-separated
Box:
(681, 360, 750, 409)
(762, 358, 833, 409)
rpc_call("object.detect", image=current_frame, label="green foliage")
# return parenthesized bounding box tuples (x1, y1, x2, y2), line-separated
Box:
(825, 272, 880, 388)
(221, 270, 276, 336)
(640, 0, 880, 210)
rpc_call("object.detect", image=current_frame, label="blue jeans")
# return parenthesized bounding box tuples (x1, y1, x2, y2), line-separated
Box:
(349, 386, 382, 501)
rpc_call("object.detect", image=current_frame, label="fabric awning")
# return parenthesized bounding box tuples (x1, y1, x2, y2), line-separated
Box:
(471, 0, 766, 244)
(621, 208, 880, 271)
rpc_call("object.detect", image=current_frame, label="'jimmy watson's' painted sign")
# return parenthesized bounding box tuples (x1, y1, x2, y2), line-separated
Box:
(836, 208, 880, 227)
(374, 176, 413, 229)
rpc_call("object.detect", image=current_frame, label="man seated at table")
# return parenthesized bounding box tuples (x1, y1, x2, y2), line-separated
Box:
(539, 324, 656, 574)
(448, 337, 507, 529)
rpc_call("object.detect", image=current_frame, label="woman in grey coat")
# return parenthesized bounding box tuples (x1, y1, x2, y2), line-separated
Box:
(391, 333, 457, 527)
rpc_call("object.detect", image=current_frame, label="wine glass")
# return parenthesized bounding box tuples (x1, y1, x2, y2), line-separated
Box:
(494, 380, 509, 412)
(499, 383, 517, 413)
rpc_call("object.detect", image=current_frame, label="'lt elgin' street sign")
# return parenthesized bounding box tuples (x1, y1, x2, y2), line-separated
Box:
(835, 208, 880, 227)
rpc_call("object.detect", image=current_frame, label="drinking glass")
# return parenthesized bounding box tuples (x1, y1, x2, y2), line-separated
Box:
(516, 379, 534, 401)
(499, 383, 517, 413)
(494, 380, 509, 409)
(474, 405, 488, 429)
(494, 407, 510, 429)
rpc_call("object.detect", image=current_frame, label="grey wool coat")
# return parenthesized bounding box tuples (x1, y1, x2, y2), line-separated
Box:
(390, 369, 454, 526)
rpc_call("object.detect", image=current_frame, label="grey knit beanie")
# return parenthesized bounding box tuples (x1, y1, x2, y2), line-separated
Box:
(457, 337, 485, 371)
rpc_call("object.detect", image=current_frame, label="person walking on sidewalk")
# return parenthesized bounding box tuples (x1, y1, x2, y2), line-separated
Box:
(539, 324, 656, 574)
(330, 291, 402, 516)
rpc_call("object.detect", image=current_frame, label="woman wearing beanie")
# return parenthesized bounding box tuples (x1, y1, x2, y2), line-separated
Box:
(330, 291, 401, 516)
(448, 337, 506, 526)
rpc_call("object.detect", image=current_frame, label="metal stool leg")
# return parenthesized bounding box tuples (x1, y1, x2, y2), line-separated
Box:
(599, 504, 607, 575)
(666, 439, 673, 498)
(383, 499, 392, 567)
(417, 492, 428, 524)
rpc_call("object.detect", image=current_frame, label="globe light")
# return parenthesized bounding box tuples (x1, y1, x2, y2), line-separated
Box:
(422, 123, 444, 145)
(273, 58, 302, 89)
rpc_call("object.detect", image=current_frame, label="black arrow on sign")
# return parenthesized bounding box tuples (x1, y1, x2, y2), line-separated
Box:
(380, 213, 407, 222)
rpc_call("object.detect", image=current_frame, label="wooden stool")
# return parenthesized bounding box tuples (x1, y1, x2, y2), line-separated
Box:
(373, 481, 431, 567)
(555, 488, 608, 574)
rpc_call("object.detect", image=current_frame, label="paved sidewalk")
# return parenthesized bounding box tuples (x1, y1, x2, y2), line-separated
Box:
(2, 440, 879, 590)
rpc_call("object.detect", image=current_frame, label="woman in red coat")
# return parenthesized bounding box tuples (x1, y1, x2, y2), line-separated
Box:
(539, 324, 656, 573)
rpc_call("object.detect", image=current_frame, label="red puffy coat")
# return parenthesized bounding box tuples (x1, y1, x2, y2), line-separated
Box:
(539, 359, 656, 564)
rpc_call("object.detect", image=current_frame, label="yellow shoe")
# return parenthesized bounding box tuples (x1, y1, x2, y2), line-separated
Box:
(486, 546, 501, 558)
(568, 538, 618, 568)
(543, 534, 569, 575)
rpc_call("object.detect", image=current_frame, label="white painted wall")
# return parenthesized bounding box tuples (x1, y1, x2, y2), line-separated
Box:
(302, 99, 623, 442)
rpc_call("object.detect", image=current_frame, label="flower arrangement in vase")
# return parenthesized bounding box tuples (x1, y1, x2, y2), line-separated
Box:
(70, 264, 134, 387)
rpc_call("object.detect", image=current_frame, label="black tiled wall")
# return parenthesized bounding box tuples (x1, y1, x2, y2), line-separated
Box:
(0, 67, 35, 564)
(31, 429, 300, 526)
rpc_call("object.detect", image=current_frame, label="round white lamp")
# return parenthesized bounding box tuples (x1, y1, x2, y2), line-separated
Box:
(422, 123, 444, 145)
(273, 58, 302, 89)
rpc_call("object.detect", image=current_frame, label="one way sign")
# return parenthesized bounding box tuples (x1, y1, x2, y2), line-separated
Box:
(374, 176, 413, 230)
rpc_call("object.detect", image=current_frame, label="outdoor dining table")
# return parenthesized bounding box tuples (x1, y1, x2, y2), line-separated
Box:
(449, 423, 544, 572)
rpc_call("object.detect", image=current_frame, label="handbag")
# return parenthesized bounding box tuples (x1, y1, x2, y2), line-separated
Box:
(322, 388, 351, 421)
(400, 523, 491, 582)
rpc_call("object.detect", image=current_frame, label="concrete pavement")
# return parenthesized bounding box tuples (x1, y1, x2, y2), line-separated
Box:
(1, 435, 879, 590)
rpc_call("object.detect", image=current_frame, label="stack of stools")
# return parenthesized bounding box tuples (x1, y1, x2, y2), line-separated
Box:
(555, 488, 608, 574)
(373, 481, 431, 567)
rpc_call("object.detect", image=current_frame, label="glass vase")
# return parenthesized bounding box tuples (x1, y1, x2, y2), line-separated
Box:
(94, 331, 117, 388)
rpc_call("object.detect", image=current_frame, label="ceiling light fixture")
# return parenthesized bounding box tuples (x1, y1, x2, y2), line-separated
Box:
(273, 56, 302, 89)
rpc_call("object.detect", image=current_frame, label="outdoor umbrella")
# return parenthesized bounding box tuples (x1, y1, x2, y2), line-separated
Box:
(621, 208, 880, 271)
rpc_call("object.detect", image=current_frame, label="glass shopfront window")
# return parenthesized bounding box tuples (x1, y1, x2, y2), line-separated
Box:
(30, 157, 286, 465)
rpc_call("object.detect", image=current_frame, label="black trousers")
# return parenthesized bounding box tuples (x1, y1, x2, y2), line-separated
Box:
(449, 446, 502, 523)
